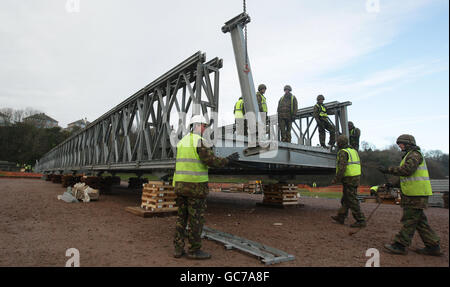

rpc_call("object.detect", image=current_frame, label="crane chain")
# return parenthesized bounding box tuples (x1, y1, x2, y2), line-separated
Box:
(243, 0, 249, 72)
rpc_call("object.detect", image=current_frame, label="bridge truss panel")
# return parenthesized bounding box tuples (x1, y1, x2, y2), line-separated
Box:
(37, 52, 222, 173)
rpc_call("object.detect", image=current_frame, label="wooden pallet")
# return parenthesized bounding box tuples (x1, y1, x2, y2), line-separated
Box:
(125, 206, 178, 218)
(263, 198, 298, 203)
(140, 205, 178, 212)
(257, 202, 304, 209)
(260, 184, 301, 207)
(141, 196, 177, 203)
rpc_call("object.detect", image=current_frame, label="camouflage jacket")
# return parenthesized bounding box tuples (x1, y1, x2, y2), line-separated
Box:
(333, 145, 360, 185)
(313, 103, 334, 123)
(387, 146, 423, 178)
(349, 127, 360, 150)
(277, 93, 298, 119)
(386, 146, 428, 208)
(174, 138, 229, 198)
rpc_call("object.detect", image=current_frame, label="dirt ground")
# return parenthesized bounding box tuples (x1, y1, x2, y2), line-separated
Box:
(0, 178, 448, 267)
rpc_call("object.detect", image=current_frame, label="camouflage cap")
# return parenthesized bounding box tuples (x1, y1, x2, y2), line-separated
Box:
(284, 85, 292, 92)
(348, 121, 354, 128)
(337, 135, 349, 147)
(258, 84, 267, 91)
(396, 134, 416, 146)
(317, 94, 325, 101)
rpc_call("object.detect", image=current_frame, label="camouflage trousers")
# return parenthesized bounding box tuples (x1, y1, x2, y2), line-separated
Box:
(318, 119, 335, 146)
(394, 207, 440, 248)
(173, 195, 207, 253)
(337, 183, 365, 222)
(279, 118, 292, 143)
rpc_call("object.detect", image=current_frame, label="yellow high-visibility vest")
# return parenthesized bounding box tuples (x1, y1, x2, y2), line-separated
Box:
(399, 151, 432, 196)
(234, 98, 244, 119)
(316, 104, 328, 118)
(336, 148, 361, 177)
(172, 133, 208, 186)
(258, 93, 268, 113)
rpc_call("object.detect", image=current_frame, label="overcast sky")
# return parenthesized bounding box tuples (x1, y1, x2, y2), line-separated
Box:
(0, 0, 448, 152)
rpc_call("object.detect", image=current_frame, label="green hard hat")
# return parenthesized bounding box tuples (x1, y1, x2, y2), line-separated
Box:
(396, 134, 416, 146)
(337, 135, 348, 147)
(258, 84, 267, 91)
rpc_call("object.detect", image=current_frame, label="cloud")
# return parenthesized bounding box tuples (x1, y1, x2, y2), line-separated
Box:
(0, 0, 447, 150)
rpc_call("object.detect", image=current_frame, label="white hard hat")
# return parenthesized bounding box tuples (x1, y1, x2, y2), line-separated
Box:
(189, 114, 208, 125)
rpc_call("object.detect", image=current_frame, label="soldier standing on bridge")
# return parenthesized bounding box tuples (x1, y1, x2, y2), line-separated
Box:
(331, 135, 366, 228)
(233, 96, 247, 136)
(348, 121, 361, 151)
(172, 115, 239, 260)
(379, 134, 441, 256)
(256, 84, 268, 119)
(277, 85, 298, 143)
(313, 95, 336, 149)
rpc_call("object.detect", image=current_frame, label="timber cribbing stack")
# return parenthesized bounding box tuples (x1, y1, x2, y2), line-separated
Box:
(141, 181, 178, 213)
(262, 184, 300, 207)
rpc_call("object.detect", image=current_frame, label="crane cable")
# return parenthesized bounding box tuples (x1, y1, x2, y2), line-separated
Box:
(243, 0, 250, 73)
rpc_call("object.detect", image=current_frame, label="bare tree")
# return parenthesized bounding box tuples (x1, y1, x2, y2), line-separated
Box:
(0, 108, 13, 123)
(12, 109, 25, 123)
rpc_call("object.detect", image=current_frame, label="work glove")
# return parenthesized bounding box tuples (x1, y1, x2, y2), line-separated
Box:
(226, 152, 240, 162)
(377, 166, 389, 174)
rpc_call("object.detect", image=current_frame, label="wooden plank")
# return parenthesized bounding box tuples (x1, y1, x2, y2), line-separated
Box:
(145, 180, 171, 186)
(141, 197, 177, 204)
(141, 202, 177, 209)
(142, 192, 177, 198)
(140, 206, 178, 212)
(143, 187, 174, 192)
(125, 206, 177, 217)
(256, 202, 304, 209)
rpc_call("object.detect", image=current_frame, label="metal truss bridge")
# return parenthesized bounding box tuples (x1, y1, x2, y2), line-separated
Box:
(36, 13, 352, 178)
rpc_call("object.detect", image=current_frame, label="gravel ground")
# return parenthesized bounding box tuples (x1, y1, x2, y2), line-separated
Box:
(0, 178, 448, 267)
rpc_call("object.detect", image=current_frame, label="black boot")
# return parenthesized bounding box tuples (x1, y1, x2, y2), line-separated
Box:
(331, 215, 345, 224)
(415, 245, 442, 256)
(350, 221, 366, 228)
(173, 248, 186, 258)
(384, 242, 407, 255)
(187, 250, 211, 260)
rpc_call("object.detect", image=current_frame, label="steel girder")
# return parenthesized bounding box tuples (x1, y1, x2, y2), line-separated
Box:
(36, 52, 222, 174)
(36, 50, 351, 176)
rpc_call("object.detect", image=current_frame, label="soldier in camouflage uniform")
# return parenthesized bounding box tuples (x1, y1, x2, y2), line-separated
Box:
(173, 115, 239, 259)
(331, 135, 366, 227)
(313, 95, 335, 149)
(379, 134, 441, 256)
(277, 85, 298, 143)
(256, 84, 268, 118)
(348, 121, 360, 151)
